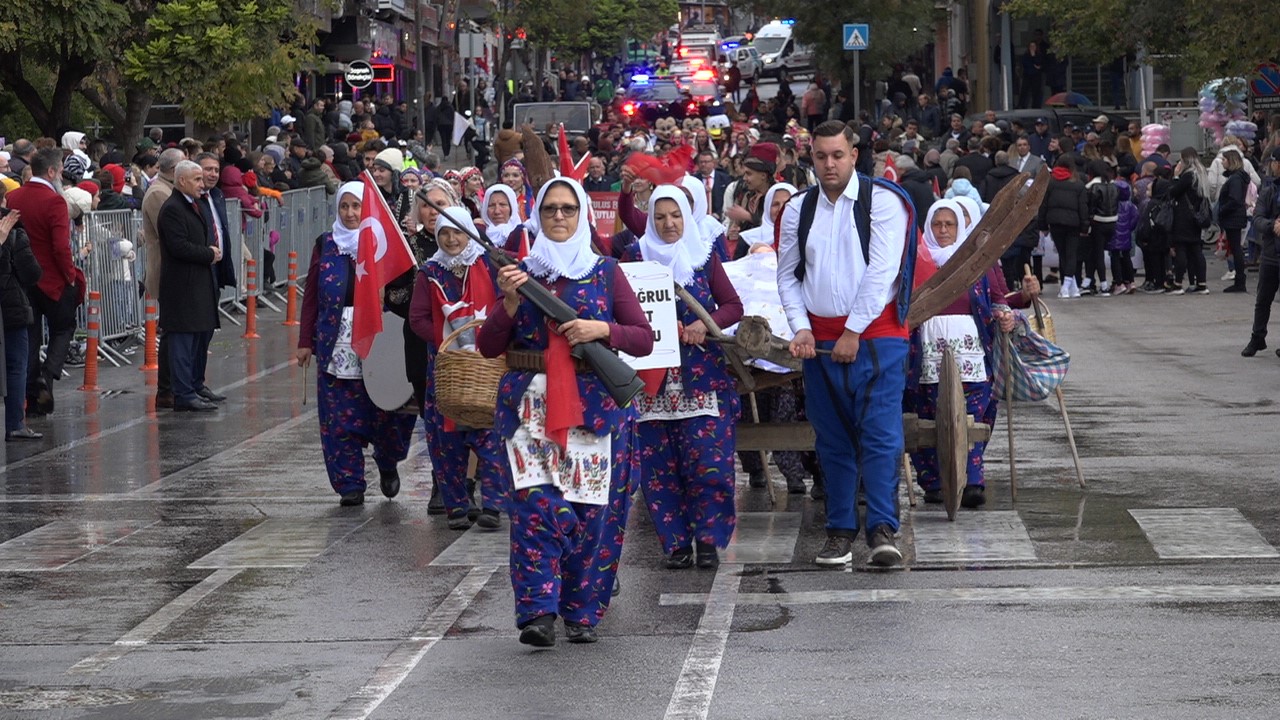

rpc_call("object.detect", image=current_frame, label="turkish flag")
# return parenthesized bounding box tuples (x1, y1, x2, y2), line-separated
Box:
(351, 171, 416, 358)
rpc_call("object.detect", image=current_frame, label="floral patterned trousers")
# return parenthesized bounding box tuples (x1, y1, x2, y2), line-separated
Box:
(908, 380, 996, 490)
(506, 419, 634, 629)
(638, 407, 737, 554)
(316, 371, 417, 496)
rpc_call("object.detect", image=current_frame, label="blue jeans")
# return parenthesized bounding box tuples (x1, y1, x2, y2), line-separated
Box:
(802, 337, 908, 539)
(5, 326, 29, 432)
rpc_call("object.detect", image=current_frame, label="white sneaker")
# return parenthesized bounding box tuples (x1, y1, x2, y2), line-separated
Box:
(1058, 283, 1070, 299)
(1222, 270, 1236, 281)
(1099, 281, 1112, 297)
(1068, 278, 1081, 298)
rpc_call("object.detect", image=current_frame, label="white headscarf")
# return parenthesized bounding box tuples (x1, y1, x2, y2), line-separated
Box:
(680, 174, 726, 242)
(482, 183, 522, 245)
(331, 181, 365, 257)
(741, 182, 798, 247)
(61, 131, 85, 152)
(952, 196, 984, 234)
(922, 199, 968, 266)
(524, 179, 599, 282)
(641, 185, 714, 286)
(430, 206, 486, 270)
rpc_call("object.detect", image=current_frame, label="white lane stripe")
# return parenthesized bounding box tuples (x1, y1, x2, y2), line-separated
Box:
(130, 410, 317, 494)
(660, 583, 1280, 607)
(663, 562, 742, 720)
(0, 359, 295, 475)
(325, 565, 496, 720)
(67, 568, 244, 674)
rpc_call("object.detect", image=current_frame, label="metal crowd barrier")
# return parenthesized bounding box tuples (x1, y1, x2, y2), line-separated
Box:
(69, 188, 336, 364)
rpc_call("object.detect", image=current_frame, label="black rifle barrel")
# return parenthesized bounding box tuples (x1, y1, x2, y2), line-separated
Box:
(420, 194, 646, 407)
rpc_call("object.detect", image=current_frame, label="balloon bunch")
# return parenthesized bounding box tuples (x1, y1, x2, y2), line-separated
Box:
(1140, 123, 1171, 156)
(1198, 78, 1249, 145)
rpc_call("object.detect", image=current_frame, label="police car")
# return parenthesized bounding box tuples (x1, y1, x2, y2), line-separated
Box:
(620, 74, 723, 124)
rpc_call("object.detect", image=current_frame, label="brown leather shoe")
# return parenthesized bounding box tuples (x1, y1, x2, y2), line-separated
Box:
(156, 393, 174, 409)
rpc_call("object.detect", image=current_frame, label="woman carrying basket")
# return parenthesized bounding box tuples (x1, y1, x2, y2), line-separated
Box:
(296, 182, 417, 507)
(409, 206, 509, 531)
(906, 200, 1037, 509)
(477, 178, 653, 647)
(622, 186, 743, 570)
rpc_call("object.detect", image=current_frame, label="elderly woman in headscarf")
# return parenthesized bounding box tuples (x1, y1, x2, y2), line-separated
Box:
(622, 186, 743, 570)
(409, 206, 509, 531)
(905, 199, 1038, 510)
(739, 182, 797, 250)
(477, 177, 653, 647)
(296, 182, 418, 506)
(480, 183, 522, 247)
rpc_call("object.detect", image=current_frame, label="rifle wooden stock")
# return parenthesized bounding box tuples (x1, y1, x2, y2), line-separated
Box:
(423, 197, 646, 406)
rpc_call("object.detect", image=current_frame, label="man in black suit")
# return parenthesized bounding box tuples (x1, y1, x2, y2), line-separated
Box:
(195, 153, 238, 295)
(693, 150, 731, 219)
(580, 157, 617, 193)
(954, 136, 996, 187)
(157, 160, 223, 412)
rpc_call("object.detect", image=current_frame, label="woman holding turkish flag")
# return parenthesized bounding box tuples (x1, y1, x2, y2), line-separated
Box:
(477, 178, 653, 648)
(408, 207, 509, 532)
(296, 182, 418, 507)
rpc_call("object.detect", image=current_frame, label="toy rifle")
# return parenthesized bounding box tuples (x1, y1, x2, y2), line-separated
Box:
(421, 195, 646, 407)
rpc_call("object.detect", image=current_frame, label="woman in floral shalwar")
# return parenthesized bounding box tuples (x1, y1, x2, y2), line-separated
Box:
(905, 199, 1034, 509)
(296, 182, 417, 506)
(477, 178, 653, 648)
(622, 186, 743, 570)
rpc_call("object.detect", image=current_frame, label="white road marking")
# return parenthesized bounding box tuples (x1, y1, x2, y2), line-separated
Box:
(1129, 508, 1280, 559)
(67, 568, 244, 674)
(663, 562, 742, 720)
(324, 565, 497, 720)
(660, 583, 1280, 607)
(0, 359, 295, 475)
(0, 520, 157, 572)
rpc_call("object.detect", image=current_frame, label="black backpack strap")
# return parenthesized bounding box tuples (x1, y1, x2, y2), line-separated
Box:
(792, 186, 821, 281)
(792, 173, 873, 282)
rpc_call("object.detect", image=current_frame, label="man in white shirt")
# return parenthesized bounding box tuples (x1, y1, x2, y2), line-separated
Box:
(777, 120, 913, 567)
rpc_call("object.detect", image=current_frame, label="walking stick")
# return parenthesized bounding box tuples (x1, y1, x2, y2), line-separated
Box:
(301, 360, 308, 406)
(1002, 328, 1017, 503)
(1056, 387, 1086, 488)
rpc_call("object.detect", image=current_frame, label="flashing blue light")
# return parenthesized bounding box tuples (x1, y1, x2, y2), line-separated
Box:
(722, 41, 739, 50)
(631, 74, 650, 85)
(781, 18, 795, 25)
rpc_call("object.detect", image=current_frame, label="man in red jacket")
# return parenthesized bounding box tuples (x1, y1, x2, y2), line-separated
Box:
(6, 148, 83, 415)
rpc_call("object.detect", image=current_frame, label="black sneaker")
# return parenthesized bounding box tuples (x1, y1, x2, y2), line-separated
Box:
(810, 472, 826, 501)
(476, 508, 501, 530)
(814, 535, 854, 566)
(961, 485, 986, 509)
(427, 477, 445, 515)
(379, 467, 400, 498)
(339, 491, 365, 507)
(695, 541, 719, 569)
(564, 622, 598, 644)
(1242, 337, 1267, 357)
(748, 470, 767, 488)
(1224, 285, 1248, 293)
(446, 512, 473, 530)
(785, 476, 807, 494)
(1140, 282, 1163, 294)
(665, 547, 694, 569)
(867, 525, 903, 567)
(923, 488, 943, 504)
(466, 478, 480, 521)
(1191, 285, 1211, 295)
(518, 615, 556, 647)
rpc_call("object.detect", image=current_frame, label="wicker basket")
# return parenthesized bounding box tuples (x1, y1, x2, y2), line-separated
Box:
(434, 318, 506, 429)
(1028, 298, 1056, 343)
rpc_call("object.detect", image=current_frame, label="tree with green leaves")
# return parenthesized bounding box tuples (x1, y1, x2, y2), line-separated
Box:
(1006, 0, 1274, 88)
(124, 0, 316, 129)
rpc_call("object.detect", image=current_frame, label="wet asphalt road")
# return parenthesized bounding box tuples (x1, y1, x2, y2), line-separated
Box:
(2, 255, 1280, 719)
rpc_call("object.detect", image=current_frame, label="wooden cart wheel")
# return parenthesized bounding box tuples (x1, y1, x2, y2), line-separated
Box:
(937, 348, 967, 521)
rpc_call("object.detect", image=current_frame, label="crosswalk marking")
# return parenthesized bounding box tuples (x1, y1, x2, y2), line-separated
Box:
(187, 517, 370, 569)
(0, 520, 156, 571)
(1129, 508, 1280, 560)
(909, 510, 1038, 565)
(722, 512, 800, 564)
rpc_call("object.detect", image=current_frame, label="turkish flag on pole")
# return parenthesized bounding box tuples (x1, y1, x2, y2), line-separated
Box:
(351, 170, 416, 358)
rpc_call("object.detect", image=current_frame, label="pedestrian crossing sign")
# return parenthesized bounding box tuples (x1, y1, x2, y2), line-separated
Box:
(843, 23, 869, 51)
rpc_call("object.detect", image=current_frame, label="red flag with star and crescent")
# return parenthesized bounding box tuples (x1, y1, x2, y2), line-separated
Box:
(352, 170, 416, 358)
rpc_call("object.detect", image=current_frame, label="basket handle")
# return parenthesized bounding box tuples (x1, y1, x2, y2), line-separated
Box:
(440, 317, 488, 351)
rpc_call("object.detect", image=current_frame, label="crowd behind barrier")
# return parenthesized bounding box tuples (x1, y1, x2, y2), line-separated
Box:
(67, 187, 335, 366)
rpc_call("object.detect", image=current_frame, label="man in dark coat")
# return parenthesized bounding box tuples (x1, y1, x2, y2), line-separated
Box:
(195, 153, 238, 293)
(894, 155, 937, 231)
(157, 160, 223, 412)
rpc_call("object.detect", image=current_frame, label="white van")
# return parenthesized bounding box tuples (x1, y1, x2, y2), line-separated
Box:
(754, 20, 813, 78)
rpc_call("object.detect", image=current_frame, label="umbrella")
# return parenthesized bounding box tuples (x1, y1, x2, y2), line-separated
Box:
(1045, 92, 1092, 107)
